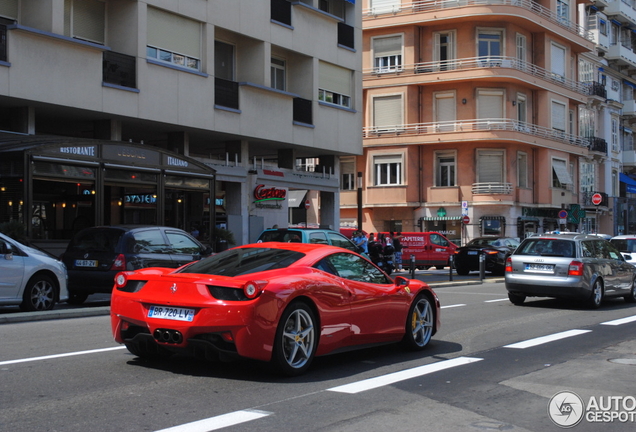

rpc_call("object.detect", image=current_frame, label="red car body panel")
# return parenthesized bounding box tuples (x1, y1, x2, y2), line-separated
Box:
(110, 242, 440, 363)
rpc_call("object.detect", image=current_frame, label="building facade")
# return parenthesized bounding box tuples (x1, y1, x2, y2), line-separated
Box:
(0, 0, 363, 252)
(340, 0, 635, 245)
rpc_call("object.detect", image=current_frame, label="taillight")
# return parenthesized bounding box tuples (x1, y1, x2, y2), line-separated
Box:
(243, 280, 268, 299)
(505, 257, 513, 273)
(484, 249, 499, 255)
(111, 254, 126, 271)
(115, 272, 128, 288)
(568, 261, 584, 276)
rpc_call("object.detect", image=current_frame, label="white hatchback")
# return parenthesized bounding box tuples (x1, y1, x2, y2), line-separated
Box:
(610, 235, 636, 265)
(0, 233, 68, 311)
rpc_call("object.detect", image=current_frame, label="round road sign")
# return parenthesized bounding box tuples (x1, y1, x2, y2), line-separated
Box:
(591, 193, 603, 206)
(558, 210, 568, 219)
(462, 215, 470, 224)
(305, 199, 311, 209)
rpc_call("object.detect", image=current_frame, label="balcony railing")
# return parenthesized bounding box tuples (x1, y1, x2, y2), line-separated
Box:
(338, 22, 355, 49)
(364, 118, 590, 148)
(472, 182, 513, 194)
(215, 78, 239, 110)
(589, 137, 608, 154)
(293, 97, 313, 125)
(588, 81, 607, 98)
(364, 56, 590, 95)
(0, 24, 6, 62)
(363, 0, 593, 42)
(271, 0, 292, 26)
(102, 51, 136, 89)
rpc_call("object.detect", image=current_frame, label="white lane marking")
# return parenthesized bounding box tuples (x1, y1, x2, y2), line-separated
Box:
(601, 315, 636, 326)
(327, 356, 483, 394)
(0, 346, 126, 366)
(484, 298, 509, 303)
(503, 329, 591, 349)
(441, 304, 466, 309)
(155, 410, 271, 432)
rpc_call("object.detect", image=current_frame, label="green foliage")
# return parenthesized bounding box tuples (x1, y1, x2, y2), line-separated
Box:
(0, 221, 27, 244)
(214, 227, 235, 246)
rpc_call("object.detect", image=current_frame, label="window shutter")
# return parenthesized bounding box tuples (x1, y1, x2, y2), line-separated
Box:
(148, 7, 201, 59)
(319, 61, 351, 96)
(0, 0, 18, 19)
(435, 93, 455, 122)
(373, 95, 402, 129)
(373, 36, 402, 57)
(551, 44, 566, 77)
(552, 101, 566, 131)
(477, 90, 503, 119)
(477, 151, 503, 183)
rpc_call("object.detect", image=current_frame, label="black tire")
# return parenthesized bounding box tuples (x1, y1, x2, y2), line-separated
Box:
(271, 301, 318, 376)
(586, 279, 603, 309)
(67, 291, 89, 305)
(625, 278, 636, 303)
(20, 275, 57, 311)
(402, 295, 434, 350)
(455, 266, 469, 276)
(508, 292, 526, 305)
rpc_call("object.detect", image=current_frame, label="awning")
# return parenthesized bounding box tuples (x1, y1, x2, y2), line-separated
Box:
(480, 216, 506, 221)
(419, 216, 462, 221)
(287, 190, 308, 208)
(552, 160, 573, 185)
(620, 173, 636, 194)
(344, 0, 355, 3)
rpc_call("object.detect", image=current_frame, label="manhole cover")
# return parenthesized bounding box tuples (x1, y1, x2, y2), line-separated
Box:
(608, 358, 636, 365)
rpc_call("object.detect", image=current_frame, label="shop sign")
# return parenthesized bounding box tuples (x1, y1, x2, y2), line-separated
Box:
(253, 184, 286, 208)
(166, 156, 189, 168)
(59, 145, 97, 157)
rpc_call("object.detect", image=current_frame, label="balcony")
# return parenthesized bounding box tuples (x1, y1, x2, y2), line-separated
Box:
(363, 118, 590, 148)
(624, 99, 636, 116)
(271, 0, 292, 26)
(338, 22, 354, 50)
(606, 42, 636, 68)
(293, 97, 313, 125)
(472, 182, 512, 195)
(363, 0, 593, 43)
(604, 0, 636, 27)
(0, 24, 6, 62)
(364, 57, 590, 96)
(589, 137, 608, 154)
(102, 51, 136, 89)
(215, 78, 239, 110)
(588, 81, 607, 99)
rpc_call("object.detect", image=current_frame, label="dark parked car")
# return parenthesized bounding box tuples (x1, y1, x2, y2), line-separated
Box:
(61, 226, 212, 304)
(505, 233, 636, 308)
(453, 237, 520, 276)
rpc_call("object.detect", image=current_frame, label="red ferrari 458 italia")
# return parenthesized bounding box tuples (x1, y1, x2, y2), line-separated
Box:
(110, 242, 440, 376)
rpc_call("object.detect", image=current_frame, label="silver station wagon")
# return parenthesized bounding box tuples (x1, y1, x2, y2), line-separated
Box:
(505, 233, 636, 308)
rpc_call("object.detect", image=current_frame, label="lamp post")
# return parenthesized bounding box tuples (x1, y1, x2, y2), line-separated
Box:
(357, 172, 363, 230)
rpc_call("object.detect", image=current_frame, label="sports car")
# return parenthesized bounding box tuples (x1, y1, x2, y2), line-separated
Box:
(110, 242, 440, 376)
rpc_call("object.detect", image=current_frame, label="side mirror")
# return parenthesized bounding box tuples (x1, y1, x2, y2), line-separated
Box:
(624, 254, 632, 262)
(2, 243, 13, 260)
(394, 275, 410, 287)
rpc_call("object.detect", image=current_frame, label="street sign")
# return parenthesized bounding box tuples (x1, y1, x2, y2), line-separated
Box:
(305, 199, 311, 209)
(591, 193, 603, 206)
(462, 215, 470, 224)
(558, 210, 568, 219)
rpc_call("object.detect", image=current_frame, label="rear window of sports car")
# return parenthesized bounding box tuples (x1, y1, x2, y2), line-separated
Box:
(177, 247, 305, 276)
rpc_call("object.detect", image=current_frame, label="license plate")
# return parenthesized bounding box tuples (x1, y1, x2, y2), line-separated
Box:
(525, 263, 555, 272)
(148, 305, 195, 322)
(75, 259, 97, 267)
(467, 251, 478, 255)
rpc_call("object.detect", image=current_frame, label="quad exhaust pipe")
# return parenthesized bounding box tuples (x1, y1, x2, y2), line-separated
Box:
(153, 329, 183, 344)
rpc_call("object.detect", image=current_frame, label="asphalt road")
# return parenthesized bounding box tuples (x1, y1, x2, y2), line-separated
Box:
(2, 278, 636, 431)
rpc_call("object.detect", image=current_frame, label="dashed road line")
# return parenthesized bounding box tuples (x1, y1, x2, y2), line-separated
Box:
(503, 329, 591, 349)
(484, 298, 509, 303)
(440, 304, 466, 309)
(0, 346, 126, 366)
(154, 409, 271, 432)
(601, 315, 636, 326)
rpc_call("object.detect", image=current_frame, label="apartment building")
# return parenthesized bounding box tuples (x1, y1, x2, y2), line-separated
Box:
(340, 0, 628, 245)
(0, 0, 362, 251)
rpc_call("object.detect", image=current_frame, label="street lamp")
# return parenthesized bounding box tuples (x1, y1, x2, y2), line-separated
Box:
(357, 172, 363, 230)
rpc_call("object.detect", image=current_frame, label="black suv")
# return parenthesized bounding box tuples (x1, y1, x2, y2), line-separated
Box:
(61, 226, 212, 304)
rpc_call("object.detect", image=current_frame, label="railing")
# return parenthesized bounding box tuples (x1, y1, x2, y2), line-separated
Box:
(215, 78, 239, 110)
(363, 0, 594, 42)
(472, 182, 513, 194)
(338, 22, 355, 49)
(364, 56, 591, 95)
(102, 51, 136, 88)
(588, 81, 607, 98)
(293, 97, 313, 125)
(589, 137, 608, 154)
(364, 118, 590, 148)
(271, 0, 292, 25)
(0, 24, 6, 62)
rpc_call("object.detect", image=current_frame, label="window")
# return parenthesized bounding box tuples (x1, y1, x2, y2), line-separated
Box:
(579, 59, 594, 83)
(579, 106, 595, 138)
(580, 161, 595, 193)
(0, 0, 18, 20)
(611, 116, 619, 152)
(551, 100, 567, 132)
(215, 41, 234, 80)
(325, 252, 391, 284)
(436, 151, 456, 187)
(64, 0, 105, 44)
(517, 152, 528, 188)
(610, 23, 619, 46)
(556, 0, 568, 23)
(271, 57, 286, 91)
(373, 154, 403, 186)
(599, 19, 607, 36)
(373, 35, 403, 73)
(434, 91, 456, 131)
(434, 31, 455, 70)
(477, 29, 502, 59)
(147, 7, 201, 71)
(477, 150, 504, 183)
(319, 61, 352, 108)
(517, 93, 527, 123)
(477, 89, 504, 119)
(552, 158, 573, 189)
(319, 0, 345, 19)
(550, 43, 566, 81)
(340, 158, 355, 191)
(516, 33, 526, 63)
(372, 94, 402, 131)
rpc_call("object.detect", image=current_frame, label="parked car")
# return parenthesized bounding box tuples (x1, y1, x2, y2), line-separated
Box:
(110, 242, 440, 376)
(610, 235, 636, 264)
(377, 232, 457, 270)
(61, 226, 212, 304)
(257, 228, 362, 253)
(0, 232, 68, 311)
(505, 233, 636, 308)
(454, 236, 520, 276)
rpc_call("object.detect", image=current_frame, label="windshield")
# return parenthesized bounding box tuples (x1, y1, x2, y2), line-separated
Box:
(178, 247, 305, 276)
(258, 230, 304, 243)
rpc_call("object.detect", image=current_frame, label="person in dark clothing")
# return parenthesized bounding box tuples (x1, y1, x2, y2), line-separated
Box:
(393, 232, 403, 271)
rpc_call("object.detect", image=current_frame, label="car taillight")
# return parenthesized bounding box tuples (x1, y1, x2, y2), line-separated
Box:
(568, 261, 584, 276)
(111, 254, 126, 271)
(115, 272, 128, 288)
(505, 257, 513, 273)
(484, 249, 499, 255)
(243, 280, 268, 299)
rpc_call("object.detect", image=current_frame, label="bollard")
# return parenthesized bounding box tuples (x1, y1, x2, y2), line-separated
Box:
(449, 255, 454, 282)
(410, 254, 415, 279)
(479, 251, 486, 281)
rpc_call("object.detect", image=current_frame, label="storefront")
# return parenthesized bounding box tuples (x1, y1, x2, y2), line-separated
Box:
(418, 216, 462, 245)
(0, 135, 215, 243)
